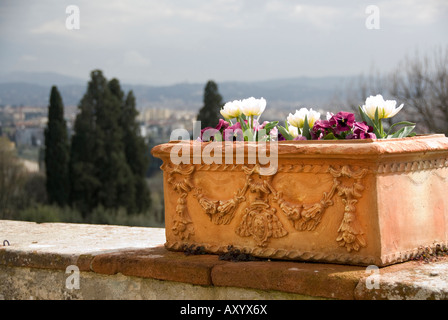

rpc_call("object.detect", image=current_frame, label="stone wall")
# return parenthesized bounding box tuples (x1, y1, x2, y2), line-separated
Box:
(1, 220, 448, 300)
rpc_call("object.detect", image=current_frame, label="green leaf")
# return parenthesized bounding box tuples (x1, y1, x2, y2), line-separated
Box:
(213, 133, 222, 141)
(302, 115, 311, 140)
(374, 107, 379, 125)
(358, 106, 374, 127)
(238, 116, 248, 132)
(388, 125, 416, 139)
(243, 128, 254, 141)
(386, 121, 416, 136)
(358, 106, 382, 138)
(323, 132, 337, 140)
(264, 121, 278, 133)
(277, 125, 294, 140)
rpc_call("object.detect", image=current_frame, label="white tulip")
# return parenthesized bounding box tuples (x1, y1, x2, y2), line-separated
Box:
(287, 108, 321, 128)
(362, 94, 404, 120)
(382, 99, 404, 119)
(287, 108, 307, 128)
(220, 100, 242, 119)
(241, 97, 266, 117)
(288, 125, 299, 138)
(307, 108, 321, 128)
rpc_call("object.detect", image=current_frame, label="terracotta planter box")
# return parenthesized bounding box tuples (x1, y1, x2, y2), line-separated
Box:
(151, 134, 448, 266)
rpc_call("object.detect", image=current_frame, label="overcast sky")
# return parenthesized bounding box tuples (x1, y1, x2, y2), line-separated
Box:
(0, 0, 447, 85)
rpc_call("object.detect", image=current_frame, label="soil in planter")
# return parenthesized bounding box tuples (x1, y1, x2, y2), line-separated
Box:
(181, 244, 264, 262)
(218, 245, 263, 262)
(182, 244, 209, 256)
(412, 244, 448, 263)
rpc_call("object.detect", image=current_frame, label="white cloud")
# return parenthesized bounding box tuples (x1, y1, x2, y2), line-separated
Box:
(378, 0, 448, 24)
(123, 50, 151, 68)
(30, 19, 66, 35)
(30, 18, 85, 40)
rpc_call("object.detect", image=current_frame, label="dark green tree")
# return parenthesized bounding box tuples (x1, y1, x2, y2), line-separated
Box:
(70, 70, 153, 217)
(98, 78, 136, 213)
(120, 90, 151, 213)
(69, 72, 102, 215)
(44, 86, 70, 206)
(196, 80, 224, 128)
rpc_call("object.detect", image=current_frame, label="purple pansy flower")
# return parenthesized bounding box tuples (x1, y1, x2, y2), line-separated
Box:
(346, 121, 376, 140)
(311, 119, 332, 140)
(215, 119, 230, 131)
(223, 121, 245, 141)
(200, 119, 230, 141)
(329, 111, 355, 133)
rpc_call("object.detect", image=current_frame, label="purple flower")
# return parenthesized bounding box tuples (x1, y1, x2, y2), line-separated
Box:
(254, 120, 269, 131)
(223, 121, 244, 141)
(200, 126, 214, 141)
(293, 135, 307, 141)
(278, 132, 286, 141)
(200, 119, 230, 141)
(311, 119, 332, 140)
(329, 111, 355, 133)
(215, 119, 230, 131)
(346, 121, 376, 140)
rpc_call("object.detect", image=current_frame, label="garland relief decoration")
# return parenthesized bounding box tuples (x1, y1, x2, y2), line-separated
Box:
(162, 163, 368, 252)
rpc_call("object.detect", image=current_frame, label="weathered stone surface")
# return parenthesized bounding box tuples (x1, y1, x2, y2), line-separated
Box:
(2, 220, 448, 300)
(0, 219, 164, 255)
(211, 261, 366, 300)
(91, 246, 226, 286)
(355, 257, 448, 300)
(0, 265, 319, 300)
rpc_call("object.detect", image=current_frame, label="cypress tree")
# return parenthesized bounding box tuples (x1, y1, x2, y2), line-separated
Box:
(121, 90, 151, 213)
(44, 86, 70, 206)
(70, 70, 152, 217)
(99, 78, 136, 213)
(196, 80, 224, 128)
(69, 72, 102, 215)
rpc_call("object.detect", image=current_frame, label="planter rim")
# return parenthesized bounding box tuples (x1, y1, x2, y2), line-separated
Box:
(151, 134, 448, 158)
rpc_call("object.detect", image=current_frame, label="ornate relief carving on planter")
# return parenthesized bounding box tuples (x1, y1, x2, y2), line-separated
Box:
(162, 162, 368, 252)
(163, 163, 195, 240)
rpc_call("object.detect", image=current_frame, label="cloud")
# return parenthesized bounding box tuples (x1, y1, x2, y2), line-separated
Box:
(1, 0, 447, 85)
(20, 54, 38, 62)
(378, 0, 448, 25)
(30, 19, 66, 35)
(30, 17, 84, 40)
(123, 50, 151, 68)
(291, 4, 343, 29)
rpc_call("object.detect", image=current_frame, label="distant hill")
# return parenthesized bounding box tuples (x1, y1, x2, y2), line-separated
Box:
(0, 71, 86, 87)
(0, 71, 354, 112)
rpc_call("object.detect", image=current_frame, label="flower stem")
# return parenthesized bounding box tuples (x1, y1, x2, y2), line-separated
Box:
(379, 119, 384, 138)
(250, 115, 255, 141)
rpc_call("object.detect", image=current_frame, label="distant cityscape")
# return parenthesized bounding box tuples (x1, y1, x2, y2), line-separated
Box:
(0, 104, 198, 156)
(0, 72, 351, 169)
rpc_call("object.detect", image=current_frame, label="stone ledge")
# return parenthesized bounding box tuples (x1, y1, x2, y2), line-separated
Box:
(1, 220, 448, 300)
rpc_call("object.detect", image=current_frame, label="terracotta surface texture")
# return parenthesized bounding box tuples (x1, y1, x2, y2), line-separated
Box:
(151, 135, 448, 266)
